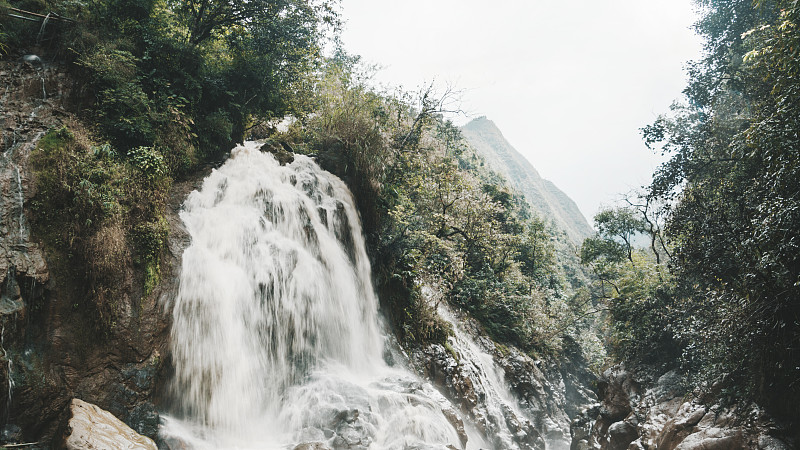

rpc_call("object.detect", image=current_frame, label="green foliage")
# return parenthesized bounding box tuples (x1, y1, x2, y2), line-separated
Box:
(3, 0, 335, 168)
(627, 0, 800, 422)
(33, 126, 126, 235)
(295, 54, 584, 355)
(580, 205, 677, 367)
(30, 125, 168, 329)
(128, 146, 166, 180)
(7, 0, 338, 333)
(135, 220, 167, 283)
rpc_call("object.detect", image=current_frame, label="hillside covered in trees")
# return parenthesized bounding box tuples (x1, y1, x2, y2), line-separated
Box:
(1, 0, 799, 447)
(461, 117, 593, 245)
(580, 0, 800, 430)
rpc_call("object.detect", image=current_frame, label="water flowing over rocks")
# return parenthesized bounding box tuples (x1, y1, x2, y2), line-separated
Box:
(160, 144, 599, 450)
(413, 305, 597, 450)
(161, 144, 469, 449)
(571, 365, 796, 450)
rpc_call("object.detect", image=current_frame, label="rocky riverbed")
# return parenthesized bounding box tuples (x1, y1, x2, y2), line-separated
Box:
(572, 365, 797, 450)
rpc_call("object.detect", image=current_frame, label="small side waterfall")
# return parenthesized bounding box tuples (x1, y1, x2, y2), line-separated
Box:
(162, 143, 466, 449)
(0, 324, 12, 423)
(2, 145, 30, 245)
(12, 164, 26, 240)
(438, 306, 534, 448)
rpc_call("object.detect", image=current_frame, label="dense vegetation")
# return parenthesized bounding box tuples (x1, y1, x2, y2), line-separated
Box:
(2, 0, 593, 356)
(286, 54, 593, 354)
(583, 0, 800, 424)
(2, 0, 338, 331)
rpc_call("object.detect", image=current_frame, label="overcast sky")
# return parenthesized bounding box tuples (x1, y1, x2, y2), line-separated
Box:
(337, 0, 704, 222)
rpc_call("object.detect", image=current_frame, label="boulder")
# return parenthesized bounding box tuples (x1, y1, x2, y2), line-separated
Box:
(294, 443, 332, 450)
(260, 139, 295, 165)
(597, 366, 639, 423)
(608, 420, 638, 450)
(63, 398, 157, 450)
(656, 402, 707, 449)
(758, 435, 793, 450)
(674, 431, 746, 450)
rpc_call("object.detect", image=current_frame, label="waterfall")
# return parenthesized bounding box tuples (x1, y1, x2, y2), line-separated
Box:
(161, 143, 467, 449)
(2, 145, 29, 244)
(12, 165, 25, 240)
(0, 324, 12, 424)
(436, 304, 553, 450)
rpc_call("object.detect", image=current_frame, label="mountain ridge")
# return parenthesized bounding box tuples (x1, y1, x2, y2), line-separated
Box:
(460, 116, 593, 244)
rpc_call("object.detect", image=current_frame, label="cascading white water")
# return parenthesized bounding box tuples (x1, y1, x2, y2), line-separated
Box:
(0, 324, 12, 423)
(435, 304, 540, 450)
(12, 165, 25, 240)
(162, 143, 468, 449)
(2, 145, 29, 244)
(434, 303, 572, 450)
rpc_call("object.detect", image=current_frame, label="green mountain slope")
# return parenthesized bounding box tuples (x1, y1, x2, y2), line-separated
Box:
(461, 117, 593, 244)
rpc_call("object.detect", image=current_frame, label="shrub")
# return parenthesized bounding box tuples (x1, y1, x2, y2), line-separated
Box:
(31, 124, 168, 329)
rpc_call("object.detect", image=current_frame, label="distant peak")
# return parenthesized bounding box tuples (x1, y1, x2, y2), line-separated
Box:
(463, 116, 499, 131)
(460, 117, 594, 243)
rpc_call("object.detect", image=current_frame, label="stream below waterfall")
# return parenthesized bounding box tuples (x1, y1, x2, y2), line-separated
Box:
(160, 142, 555, 449)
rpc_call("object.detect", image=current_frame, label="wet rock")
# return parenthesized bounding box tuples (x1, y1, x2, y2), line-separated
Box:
(1, 423, 23, 444)
(123, 364, 156, 392)
(758, 435, 792, 450)
(628, 439, 646, 450)
(325, 405, 374, 450)
(440, 405, 468, 448)
(414, 343, 480, 411)
(412, 304, 598, 450)
(127, 402, 161, 439)
(570, 402, 600, 450)
(294, 443, 332, 450)
(260, 139, 295, 165)
(160, 436, 191, 450)
(63, 398, 157, 450)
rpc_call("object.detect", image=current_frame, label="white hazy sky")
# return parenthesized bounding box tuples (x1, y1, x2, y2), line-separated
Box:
(338, 0, 704, 222)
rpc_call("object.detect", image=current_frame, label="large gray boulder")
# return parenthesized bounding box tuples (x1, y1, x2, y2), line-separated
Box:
(63, 398, 157, 450)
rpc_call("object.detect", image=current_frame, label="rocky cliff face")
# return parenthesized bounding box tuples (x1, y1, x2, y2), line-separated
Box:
(0, 59, 182, 447)
(572, 365, 797, 450)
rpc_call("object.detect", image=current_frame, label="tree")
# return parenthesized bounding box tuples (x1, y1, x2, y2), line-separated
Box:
(168, 0, 338, 47)
(586, 207, 646, 263)
(638, 0, 800, 421)
(580, 206, 677, 365)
